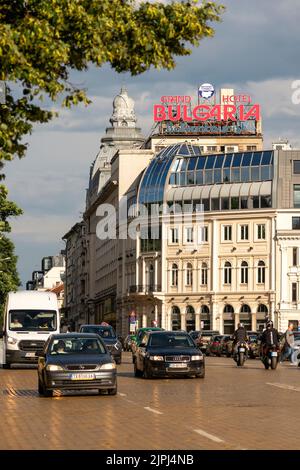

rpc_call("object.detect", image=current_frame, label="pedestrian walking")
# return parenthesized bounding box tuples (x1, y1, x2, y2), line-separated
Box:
(280, 323, 295, 363)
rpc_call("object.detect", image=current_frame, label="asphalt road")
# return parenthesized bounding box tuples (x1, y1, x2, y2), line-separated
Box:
(0, 353, 299, 450)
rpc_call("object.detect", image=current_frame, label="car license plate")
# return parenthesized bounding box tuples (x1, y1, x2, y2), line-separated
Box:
(25, 352, 36, 358)
(169, 363, 187, 368)
(239, 348, 245, 352)
(71, 373, 95, 380)
(271, 352, 277, 357)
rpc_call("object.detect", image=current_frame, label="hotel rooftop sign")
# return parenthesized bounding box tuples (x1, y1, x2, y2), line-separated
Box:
(152, 86, 261, 136)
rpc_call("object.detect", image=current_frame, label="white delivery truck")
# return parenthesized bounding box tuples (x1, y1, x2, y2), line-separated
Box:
(0, 291, 60, 368)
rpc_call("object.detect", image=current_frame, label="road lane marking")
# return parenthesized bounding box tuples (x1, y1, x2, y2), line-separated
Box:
(118, 392, 127, 397)
(194, 429, 224, 443)
(266, 382, 300, 392)
(144, 407, 163, 415)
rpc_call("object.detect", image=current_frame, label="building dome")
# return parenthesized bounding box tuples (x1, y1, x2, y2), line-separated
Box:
(110, 87, 137, 127)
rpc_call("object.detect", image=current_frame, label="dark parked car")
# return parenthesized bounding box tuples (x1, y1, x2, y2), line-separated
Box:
(79, 324, 122, 364)
(133, 330, 205, 379)
(37, 333, 117, 397)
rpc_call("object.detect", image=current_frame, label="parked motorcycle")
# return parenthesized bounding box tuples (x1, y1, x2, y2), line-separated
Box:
(233, 341, 247, 367)
(261, 344, 279, 370)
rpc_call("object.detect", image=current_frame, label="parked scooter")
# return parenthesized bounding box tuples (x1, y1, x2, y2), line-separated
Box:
(261, 344, 279, 370)
(233, 341, 248, 367)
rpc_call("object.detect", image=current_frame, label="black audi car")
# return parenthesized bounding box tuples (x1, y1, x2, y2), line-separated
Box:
(133, 330, 205, 379)
(79, 324, 122, 364)
(37, 333, 117, 397)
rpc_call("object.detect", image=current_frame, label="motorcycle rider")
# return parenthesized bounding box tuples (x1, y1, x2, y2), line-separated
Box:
(232, 323, 248, 356)
(260, 320, 280, 357)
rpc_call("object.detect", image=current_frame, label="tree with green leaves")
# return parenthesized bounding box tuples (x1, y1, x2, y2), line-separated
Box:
(0, 0, 224, 161)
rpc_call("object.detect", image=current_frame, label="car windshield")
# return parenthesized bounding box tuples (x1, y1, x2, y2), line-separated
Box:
(9, 310, 57, 331)
(81, 326, 116, 339)
(49, 337, 106, 355)
(149, 334, 195, 348)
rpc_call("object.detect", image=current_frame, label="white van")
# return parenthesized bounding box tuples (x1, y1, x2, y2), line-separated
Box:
(0, 291, 60, 368)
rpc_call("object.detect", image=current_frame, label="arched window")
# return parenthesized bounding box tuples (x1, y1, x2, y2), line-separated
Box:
(171, 306, 181, 331)
(201, 262, 208, 285)
(241, 261, 248, 284)
(186, 305, 195, 332)
(257, 304, 268, 314)
(186, 263, 193, 286)
(201, 305, 210, 314)
(171, 263, 178, 287)
(257, 260, 265, 284)
(223, 304, 234, 314)
(240, 304, 251, 313)
(200, 305, 210, 330)
(224, 261, 232, 284)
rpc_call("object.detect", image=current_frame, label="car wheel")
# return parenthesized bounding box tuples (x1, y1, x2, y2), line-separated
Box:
(134, 361, 143, 377)
(196, 370, 205, 378)
(116, 358, 121, 365)
(41, 373, 53, 397)
(107, 387, 117, 396)
(3, 363, 11, 369)
(143, 362, 153, 379)
(38, 377, 44, 395)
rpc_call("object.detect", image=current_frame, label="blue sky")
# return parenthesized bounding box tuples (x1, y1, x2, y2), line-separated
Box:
(4, 0, 300, 286)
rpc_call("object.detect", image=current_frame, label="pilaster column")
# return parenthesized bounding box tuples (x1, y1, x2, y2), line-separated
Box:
(181, 312, 186, 331)
(195, 312, 200, 330)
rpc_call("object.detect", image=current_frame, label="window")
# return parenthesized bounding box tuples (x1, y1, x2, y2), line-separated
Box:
(207, 146, 217, 152)
(221, 198, 229, 210)
(257, 224, 266, 240)
(292, 217, 300, 230)
(170, 228, 179, 243)
(294, 185, 300, 208)
(185, 227, 194, 243)
(201, 263, 208, 285)
(292, 283, 297, 303)
(223, 225, 232, 241)
(293, 247, 298, 266)
(186, 263, 193, 286)
(293, 161, 300, 174)
(261, 195, 272, 208)
(240, 225, 249, 240)
(171, 264, 178, 287)
(231, 197, 239, 210)
(211, 198, 219, 211)
(257, 260, 265, 284)
(199, 226, 208, 242)
(247, 145, 257, 151)
(224, 261, 232, 284)
(241, 261, 248, 284)
(241, 197, 248, 209)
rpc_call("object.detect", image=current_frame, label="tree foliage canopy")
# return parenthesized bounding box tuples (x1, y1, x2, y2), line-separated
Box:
(0, 0, 224, 161)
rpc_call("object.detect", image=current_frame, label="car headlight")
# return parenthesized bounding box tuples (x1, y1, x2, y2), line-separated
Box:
(191, 355, 203, 361)
(7, 336, 18, 345)
(100, 363, 116, 370)
(149, 355, 164, 361)
(46, 364, 64, 371)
